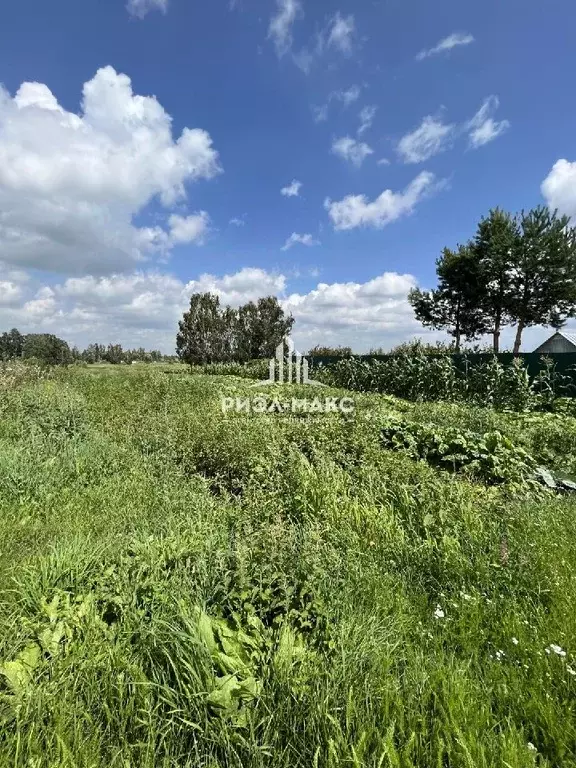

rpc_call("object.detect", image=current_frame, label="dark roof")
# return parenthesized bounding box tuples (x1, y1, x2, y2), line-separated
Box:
(533, 331, 576, 352)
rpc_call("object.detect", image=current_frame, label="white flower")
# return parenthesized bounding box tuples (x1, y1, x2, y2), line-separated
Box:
(527, 742, 537, 751)
(547, 644, 567, 657)
(434, 606, 445, 619)
(495, 649, 505, 661)
(512, 637, 519, 645)
(567, 666, 576, 677)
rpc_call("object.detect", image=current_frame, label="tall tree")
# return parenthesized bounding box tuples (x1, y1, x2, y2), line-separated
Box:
(0, 328, 24, 360)
(236, 297, 294, 360)
(472, 208, 519, 353)
(409, 244, 488, 351)
(176, 293, 227, 366)
(22, 334, 71, 365)
(507, 207, 576, 353)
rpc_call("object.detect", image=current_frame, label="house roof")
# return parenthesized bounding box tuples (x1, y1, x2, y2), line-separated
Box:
(559, 331, 576, 347)
(534, 331, 576, 352)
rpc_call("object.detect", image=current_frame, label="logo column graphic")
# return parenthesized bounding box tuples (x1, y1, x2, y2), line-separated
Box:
(253, 336, 325, 387)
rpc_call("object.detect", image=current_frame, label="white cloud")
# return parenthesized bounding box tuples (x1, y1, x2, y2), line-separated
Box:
(269, 0, 302, 57)
(127, 0, 168, 18)
(312, 104, 330, 123)
(281, 233, 320, 251)
(281, 179, 303, 197)
(358, 105, 377, 136)
(377, 158, 391, 166)
(397, 116, 455, 163)
(335, 85, 362, 108)
(0, 66, 221, 275)
(332, 137, 374, 168)
(284, 272, 424, 350)
(290, 12, 357, 73)
(466, 96, 510, 148)
(229, 217, 245, 227)
(416, 32, 474, 61)
(0, 280, 23, 306)
(312, 85, 362, 124)
(542, 159, 576, 221)
(168, 212, 210, 245)
(325, 171, 440, 230)
(325, 12, 356, 54)
(0, 261, 431, 353)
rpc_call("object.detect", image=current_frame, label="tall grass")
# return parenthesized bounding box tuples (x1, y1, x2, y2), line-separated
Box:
(0, 367, 575, 766)
(318, 353, 574, 412)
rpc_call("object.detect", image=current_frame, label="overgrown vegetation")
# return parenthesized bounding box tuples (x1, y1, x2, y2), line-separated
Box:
(319, 352, 574, 411)
(0, 364, 576, 766)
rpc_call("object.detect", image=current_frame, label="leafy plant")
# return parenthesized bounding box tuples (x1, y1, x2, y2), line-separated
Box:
(381, 416, 538, 487)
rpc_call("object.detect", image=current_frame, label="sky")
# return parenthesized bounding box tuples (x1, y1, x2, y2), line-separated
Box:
(0, 0, 575, 353)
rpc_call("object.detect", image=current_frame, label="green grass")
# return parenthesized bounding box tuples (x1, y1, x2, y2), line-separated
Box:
(1, 364, 576, 766)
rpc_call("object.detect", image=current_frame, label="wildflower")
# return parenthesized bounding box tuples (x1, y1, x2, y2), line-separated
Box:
(567, 666, 576, 677)
(527, 742, 537, 752)
(512, 637, 519, 645)
(547, 644, 566, 657)
(495, 649, 505, 661)
(434, 606, 445, 619)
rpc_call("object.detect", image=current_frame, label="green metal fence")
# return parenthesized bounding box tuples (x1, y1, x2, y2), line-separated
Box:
(307, 352, 576, 393)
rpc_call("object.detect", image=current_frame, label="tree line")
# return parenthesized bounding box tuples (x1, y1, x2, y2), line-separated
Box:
(0, 329, 171, 365)
(409, 206, 576, 353)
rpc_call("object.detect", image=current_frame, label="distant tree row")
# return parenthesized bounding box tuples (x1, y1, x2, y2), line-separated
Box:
(307, 345, 352, 357)
(409, 206, 576, 353)
(0, 329, 173, 365)
(80, 343, 167, 364)
(177, 294, 294, 365)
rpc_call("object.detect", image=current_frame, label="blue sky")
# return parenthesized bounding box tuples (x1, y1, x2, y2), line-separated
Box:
(0, 0, 575, 352)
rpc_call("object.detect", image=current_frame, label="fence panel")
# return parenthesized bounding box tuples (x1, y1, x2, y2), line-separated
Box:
(307, 352, 576, 396)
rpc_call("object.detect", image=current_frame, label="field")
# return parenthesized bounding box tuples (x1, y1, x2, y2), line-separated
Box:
(1, 364, 576, 767)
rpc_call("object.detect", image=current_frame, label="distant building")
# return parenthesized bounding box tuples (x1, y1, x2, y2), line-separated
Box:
(533, 331, 576, 353)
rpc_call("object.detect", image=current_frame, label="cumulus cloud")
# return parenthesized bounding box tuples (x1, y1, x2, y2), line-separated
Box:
(281, 179, 302, 197)
(284, 272, 423, 350)
(168, 212, 210, 245)
(542, 160, 576, 221)
(397, 116, 455, 163)
(416, 32, 474, 61)
(466, 96, 510, 148)
(332, 137, 374, 168)
(325, 171, 439, 230)
(0, 261, 431, 353)
(281, 233, 320, 251)
(0, 66, 221, 276)
(269, 0, 302, 57)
